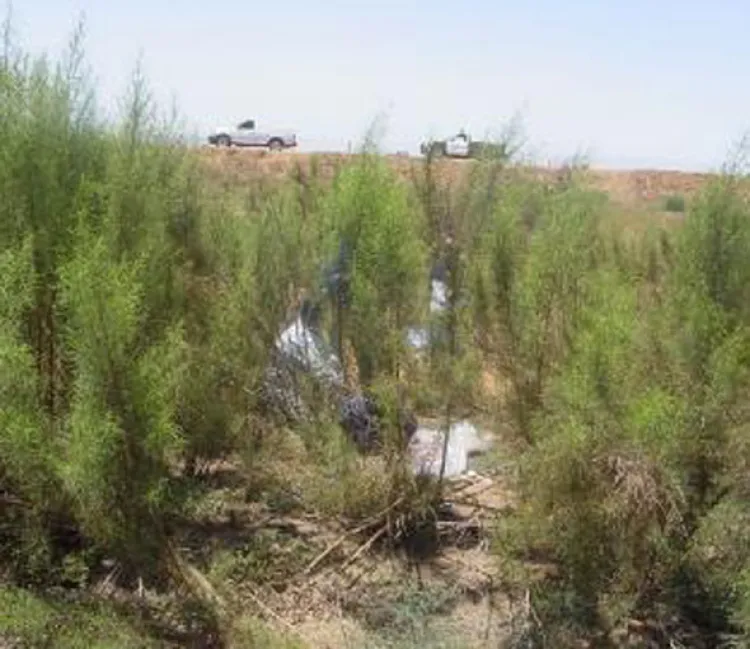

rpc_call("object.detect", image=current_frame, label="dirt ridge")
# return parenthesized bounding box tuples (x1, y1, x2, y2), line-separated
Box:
(198, 147, 714, 206)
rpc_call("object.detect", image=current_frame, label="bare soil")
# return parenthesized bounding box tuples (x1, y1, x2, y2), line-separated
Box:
(197, 147, 714, 206)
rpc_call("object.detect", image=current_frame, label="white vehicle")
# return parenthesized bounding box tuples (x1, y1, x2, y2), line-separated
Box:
(208, 119, 297, 151)
(420, 130, 470, 158)
(444, 132, 470, 157)
(420, 131, 506, 159)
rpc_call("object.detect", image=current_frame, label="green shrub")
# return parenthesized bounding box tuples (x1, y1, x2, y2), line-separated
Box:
(0, 586, 160, 649)
(664, 193, 686, 212)
(323, 151, 428, 385)
(496, 173, 750, 646)
(10, 11, 750, 649)
(470, 175, 603, 442)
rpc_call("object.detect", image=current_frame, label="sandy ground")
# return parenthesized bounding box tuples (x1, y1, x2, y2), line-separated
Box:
(197, 146, 714, 206)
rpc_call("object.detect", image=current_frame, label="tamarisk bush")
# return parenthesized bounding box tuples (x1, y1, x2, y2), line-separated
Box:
(0, 22, 307, 586)
(470, 166, 603, 441)
(496, 168, 750, 647)
(323, 147, 428, 390)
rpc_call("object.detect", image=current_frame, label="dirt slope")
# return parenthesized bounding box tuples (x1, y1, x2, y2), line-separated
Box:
(198, 147, 713, 207)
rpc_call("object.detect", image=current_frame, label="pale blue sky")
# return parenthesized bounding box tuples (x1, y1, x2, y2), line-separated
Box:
(11, 0, 750, 170)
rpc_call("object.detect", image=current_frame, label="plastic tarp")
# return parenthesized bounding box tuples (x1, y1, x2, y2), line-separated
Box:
(409, 420, 492, 478)
(275, 315, 344, 389)
(406, 279, 448, 351)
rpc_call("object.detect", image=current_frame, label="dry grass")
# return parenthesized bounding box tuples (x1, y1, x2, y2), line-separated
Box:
(198, 147, 716, 208)
(166, 427, 517, 649)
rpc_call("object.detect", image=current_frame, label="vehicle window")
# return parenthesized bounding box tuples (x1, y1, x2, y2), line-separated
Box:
(239, 120, 255, 129)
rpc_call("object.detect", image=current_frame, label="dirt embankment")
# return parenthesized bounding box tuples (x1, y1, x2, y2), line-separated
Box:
(198, 147, 714, 206)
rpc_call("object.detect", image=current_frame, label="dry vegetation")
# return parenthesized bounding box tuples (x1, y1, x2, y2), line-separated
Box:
(198, 147, 711, 199)
(7, 19, 750, 649)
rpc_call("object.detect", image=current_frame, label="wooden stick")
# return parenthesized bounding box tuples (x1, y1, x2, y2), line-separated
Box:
(447, 499, 514, 515)
(341, 525, 387, 571)
(93, 564, 121, 597)
(449, 480, 495, 500)
(437, 520, 481, 530)
(302, 531, 350, 576)
(302, 497, 404, 576)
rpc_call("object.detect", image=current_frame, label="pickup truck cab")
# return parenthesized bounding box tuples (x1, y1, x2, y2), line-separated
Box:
(420, 130, 471, 158)
(208, 119, 297, 151)
(445, 131, 471, 157)
(420, 130, 509, 160)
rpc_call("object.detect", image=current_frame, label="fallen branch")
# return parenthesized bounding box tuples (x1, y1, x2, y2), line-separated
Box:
(450, 479, 495, 500)
(302, 497, 405, 576)
(92, 563, 122, 597)
(447, 498, 514, 515)
(436, 520, 482, 531)
(444, 473, 490, 491)
(302, 533, 348, 576)
(341, 525, 387, 571)
(527, 589, 542, 628)
(436, 519, 485, 549)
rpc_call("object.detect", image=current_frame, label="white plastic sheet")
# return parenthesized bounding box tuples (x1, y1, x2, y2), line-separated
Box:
(406, 280, 449, 352)
(409, 420, 493, 478)
(275, 316, 344, 388)
(430, 279, 448, 313)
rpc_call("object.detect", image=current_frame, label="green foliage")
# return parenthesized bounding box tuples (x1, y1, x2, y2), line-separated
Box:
(0, 239, 49, 500)
(664, 193, 686, 213)
(294, 420, 395, 519)
(58, 225, 186, 571)
(495, 172, 750, 646)
(0, 20, 206, 582)
(178, 184, 317, 469)
(499, 270, 683, 629)
(324, 153, 428, 383)
(0, 586, 159, 648)
(470, 175, 603, 440)
(10, 12, 750, 649)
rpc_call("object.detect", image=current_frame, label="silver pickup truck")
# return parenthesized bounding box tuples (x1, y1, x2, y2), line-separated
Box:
(208, 119, 297, 150)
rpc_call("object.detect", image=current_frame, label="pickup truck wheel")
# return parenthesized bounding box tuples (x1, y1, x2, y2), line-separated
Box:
(216, 135, 231, 147)
(268, 138, 284, 152)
